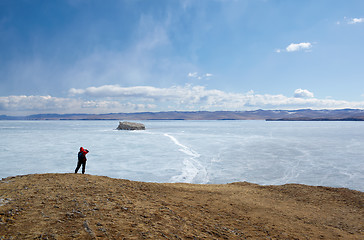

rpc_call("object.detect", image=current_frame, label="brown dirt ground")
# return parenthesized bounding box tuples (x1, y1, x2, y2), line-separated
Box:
(0, 173, 363, 239)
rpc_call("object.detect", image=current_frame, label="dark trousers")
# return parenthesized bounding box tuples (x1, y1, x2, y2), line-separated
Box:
(75, 160, 86, 174)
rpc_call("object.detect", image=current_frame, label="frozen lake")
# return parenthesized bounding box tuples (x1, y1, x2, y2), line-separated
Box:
(0, 120, 363, 192)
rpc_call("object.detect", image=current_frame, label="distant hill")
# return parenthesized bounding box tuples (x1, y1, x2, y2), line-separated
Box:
(1, 109, 364, 120)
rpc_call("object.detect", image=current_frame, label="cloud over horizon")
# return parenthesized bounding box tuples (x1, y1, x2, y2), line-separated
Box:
(0, 94, 155, 115)
(2, 85, 364, 116)
(294, 89, 314, 98)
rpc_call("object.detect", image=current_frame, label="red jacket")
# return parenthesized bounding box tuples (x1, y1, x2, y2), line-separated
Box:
(78, 147, 89, 161)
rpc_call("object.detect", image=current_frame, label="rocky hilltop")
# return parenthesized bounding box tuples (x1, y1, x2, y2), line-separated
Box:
(1, 174, 363, 239)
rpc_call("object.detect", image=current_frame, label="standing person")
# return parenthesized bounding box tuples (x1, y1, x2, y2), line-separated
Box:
(75, 147, 89, 174)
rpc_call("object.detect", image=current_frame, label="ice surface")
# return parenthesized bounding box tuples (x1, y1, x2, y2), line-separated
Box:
(0, 120, 363, 192)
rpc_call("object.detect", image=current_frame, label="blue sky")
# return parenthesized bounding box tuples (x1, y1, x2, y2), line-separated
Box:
(1, 0, 364, 115)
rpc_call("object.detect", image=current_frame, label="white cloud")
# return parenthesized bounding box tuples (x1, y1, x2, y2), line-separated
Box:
(0, 95, 76, 111)
(339, 17, 364, 25)
(275, 42, 312, 53)
(0, 95, 155, 115)
(286, 42, 312, 52)
(70, 85, 186, 99)
(188, 72, 198, 78)
(347, 17, 364, 24)
(68, 84, 364, 111)
(294, 89, 314, 98)
(187, 72, 213, 80)
(3, 85, 364, 115)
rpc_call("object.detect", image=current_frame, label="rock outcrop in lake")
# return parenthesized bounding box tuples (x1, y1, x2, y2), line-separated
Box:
(116, 121, 145, 130)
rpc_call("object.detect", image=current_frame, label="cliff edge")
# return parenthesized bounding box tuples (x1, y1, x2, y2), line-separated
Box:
(1, 174, 363, 239)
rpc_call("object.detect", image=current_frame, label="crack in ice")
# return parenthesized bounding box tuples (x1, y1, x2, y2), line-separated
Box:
(164, 133, 208, 184)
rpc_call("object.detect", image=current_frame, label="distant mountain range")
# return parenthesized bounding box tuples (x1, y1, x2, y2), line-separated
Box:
(2, 109, 364, 121)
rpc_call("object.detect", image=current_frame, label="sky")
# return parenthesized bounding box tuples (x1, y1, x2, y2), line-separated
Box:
(1, 0, 364, 115)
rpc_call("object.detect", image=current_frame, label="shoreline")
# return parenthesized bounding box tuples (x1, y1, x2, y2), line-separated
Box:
(1, 173, 363, 239)
(2, 109, 364, 121)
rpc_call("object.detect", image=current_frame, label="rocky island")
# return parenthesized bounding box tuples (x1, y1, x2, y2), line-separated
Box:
(0, 173, 363, 239)
(116, 121, 145, 130)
